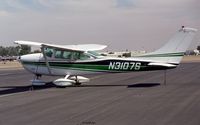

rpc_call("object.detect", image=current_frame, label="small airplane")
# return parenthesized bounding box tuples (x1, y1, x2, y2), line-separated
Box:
(14, 26, 197, 87)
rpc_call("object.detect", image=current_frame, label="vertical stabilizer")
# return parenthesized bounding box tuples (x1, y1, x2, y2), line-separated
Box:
(137, 26, 198, 64)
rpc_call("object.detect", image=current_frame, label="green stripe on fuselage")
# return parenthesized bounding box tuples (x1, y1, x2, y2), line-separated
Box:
(137, 52, 184, 57)
(21, 60, 174, 73)
(21, 61, 148, 72)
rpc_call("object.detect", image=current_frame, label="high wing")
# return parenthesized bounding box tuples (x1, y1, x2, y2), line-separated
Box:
(14, 40, 107, 52)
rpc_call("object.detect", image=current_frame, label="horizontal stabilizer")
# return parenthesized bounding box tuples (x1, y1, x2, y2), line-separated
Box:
(148, 62, 177, 68)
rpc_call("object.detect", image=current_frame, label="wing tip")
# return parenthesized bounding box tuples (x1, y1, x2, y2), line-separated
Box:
(181, 26, 198, 32)
(13, 40, 42, 46)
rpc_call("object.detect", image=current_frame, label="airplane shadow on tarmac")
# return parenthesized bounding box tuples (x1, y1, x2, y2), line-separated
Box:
(0, 82, 56, 96)
(0, 82, 160, 96)
(75, 83, 160, 88)
(127, 83, 161, 88)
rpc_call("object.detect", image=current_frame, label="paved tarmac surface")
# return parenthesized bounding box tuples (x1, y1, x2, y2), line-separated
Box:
(0, 62, 200, 125)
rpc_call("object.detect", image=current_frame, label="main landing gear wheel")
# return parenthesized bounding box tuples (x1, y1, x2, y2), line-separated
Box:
(31, 74, 46, 87)
(53, 75, 75, 87)
(73, 76, 81, 86)
(53, 75, 90, 87)
(74, 82, 82, 86)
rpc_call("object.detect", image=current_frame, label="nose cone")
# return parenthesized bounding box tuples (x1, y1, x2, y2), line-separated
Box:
(20, 53, 42, 62)
(17, 56, 21, 62)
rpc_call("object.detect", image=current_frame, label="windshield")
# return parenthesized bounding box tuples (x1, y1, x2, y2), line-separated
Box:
(87, 51, 102, 57)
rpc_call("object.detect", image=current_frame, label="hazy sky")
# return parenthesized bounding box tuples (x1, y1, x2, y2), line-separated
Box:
(0, 0, 199, 51)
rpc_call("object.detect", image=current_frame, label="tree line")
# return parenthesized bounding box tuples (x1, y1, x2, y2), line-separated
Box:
(0, 45, 31, 56)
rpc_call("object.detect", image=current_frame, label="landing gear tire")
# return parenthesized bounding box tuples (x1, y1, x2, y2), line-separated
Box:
(75, 82, 82, 86)
(36, 74, 42, 79)
(56, 86, 67, 88)
(31, 74, 46, 87)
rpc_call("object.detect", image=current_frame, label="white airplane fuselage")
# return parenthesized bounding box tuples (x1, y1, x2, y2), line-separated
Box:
(20, 52, 178, 77)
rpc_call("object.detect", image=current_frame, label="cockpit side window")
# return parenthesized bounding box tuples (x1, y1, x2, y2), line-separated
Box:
(71, 52, 80, 60)
(63, 51, 72, 59)
(79, 53, 92, 60)
(55, 50, 72, 60)
(45, 47, 94, 61)
(55, 50, 62, 58)
(45, 48, 54, 58)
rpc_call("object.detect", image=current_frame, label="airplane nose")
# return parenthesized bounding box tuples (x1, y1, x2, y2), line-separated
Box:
(17, 56, 21, 61)
(19, 55, 31, 62)
(19, 53, 42, 62)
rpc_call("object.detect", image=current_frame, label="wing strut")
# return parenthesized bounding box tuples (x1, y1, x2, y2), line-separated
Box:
(41, 45, 52, 75)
